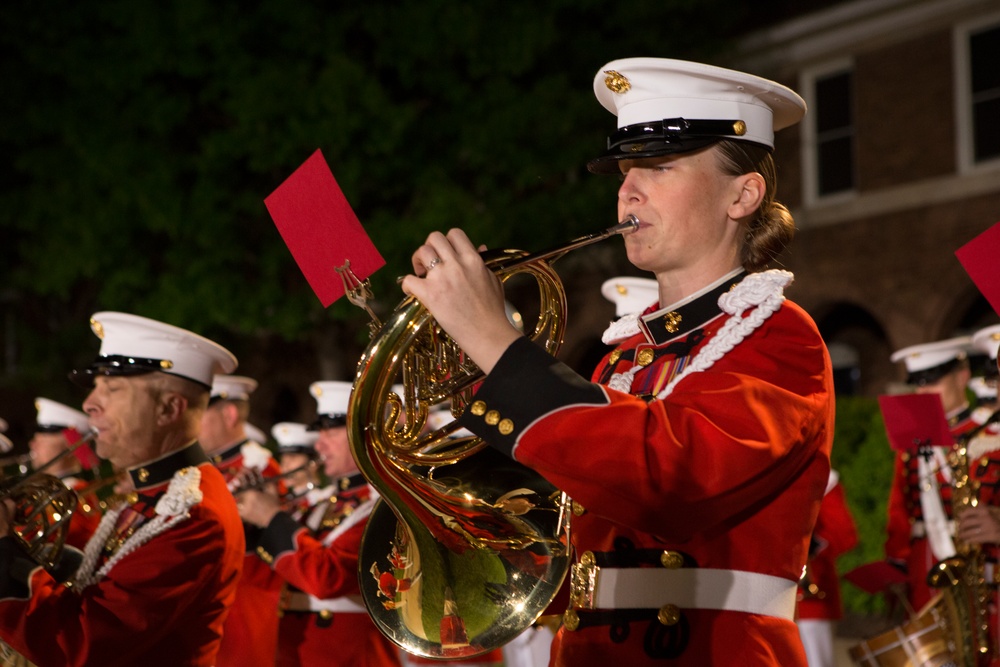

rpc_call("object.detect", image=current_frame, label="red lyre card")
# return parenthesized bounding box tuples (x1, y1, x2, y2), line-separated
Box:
(957, 221, 1000, 318)
(844, 561, 908, 595)
(264, 149, 384, 307)
(877, 393, 954, 453)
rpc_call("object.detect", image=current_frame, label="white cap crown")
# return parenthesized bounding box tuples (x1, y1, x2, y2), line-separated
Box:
(211, 375, 258, 401)
(84, 312, 236, 388)
(35, 397, 90, 433)
(601, 277, 660, 318)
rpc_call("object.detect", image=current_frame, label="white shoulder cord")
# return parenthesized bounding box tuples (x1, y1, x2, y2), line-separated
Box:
(73, 466, 203, 589)
(656, 270, 792, 399)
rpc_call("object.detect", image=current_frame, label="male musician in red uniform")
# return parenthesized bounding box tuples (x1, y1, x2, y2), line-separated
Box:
(403, 58, 834, 666)
(796, 470, 858, 667)
(0, 311, 245, 666)
(885, 337, 981, 612)
(239, 380, 401, 666)
(202, 374, 285, 667)
(30, 397, 103, 548)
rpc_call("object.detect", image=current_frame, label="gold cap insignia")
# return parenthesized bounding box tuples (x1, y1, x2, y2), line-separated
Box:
(90, 317, 105, 340)
(604, 70, 630, 94)
(160, 359, 174, 369)
(732, 120, 747, 136)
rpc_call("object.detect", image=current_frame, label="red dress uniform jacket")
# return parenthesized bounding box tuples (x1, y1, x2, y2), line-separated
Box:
(457, 270, 835, 666)
(796, 473, 858, 620)
(213, 439, 285, 667)
(885, 406, 980, 610)
(62, 474, 104, 550)
(249, 474, 402, 667)
(0, 443, 244, 666)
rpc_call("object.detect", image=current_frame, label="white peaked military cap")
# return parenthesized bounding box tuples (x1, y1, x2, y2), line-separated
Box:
(35, 397, 90, 433)
(588, 58, 806, 173)
(969, 376, 997, 401)
(601, 277, 660, 318)
(890, 336, 972, 386)
(309, 380, 352, 430)
(271, 421, 319, 454)
(74, 312, 237, 389)
(972, 324, 1000, 361)
(210, 375, 258, 402)
(245, 422, 267, 445)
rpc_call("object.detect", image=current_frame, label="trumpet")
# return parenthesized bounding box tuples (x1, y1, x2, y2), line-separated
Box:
(347, 217, 638, 659)
(228, 460, 318, 497)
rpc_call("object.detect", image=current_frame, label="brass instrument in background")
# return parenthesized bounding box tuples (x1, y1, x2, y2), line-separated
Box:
(0, 431, 98, 571)
(346, 217, 638, 659)
(926, 411, 1000, 667)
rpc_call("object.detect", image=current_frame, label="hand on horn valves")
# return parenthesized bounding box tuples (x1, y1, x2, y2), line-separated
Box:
(401, 228, 522, 375)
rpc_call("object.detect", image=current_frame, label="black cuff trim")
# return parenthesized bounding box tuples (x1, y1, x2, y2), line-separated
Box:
(259, 512, 302, 561)
(457, 337, 607, 458)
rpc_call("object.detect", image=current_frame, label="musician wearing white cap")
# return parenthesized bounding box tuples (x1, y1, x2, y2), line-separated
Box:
(239, 380, 401, 666)
(403, 58, 833, 665)
(203, 374, 285, 667)
(883, 336, 987, 612)
(0, 311, 245, 665)
(971, 323, 1000, 415)
(29, 397, 104, 549)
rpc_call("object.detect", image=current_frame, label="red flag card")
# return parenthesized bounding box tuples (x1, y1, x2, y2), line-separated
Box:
(844, 561, 908, 595)
(956, 221, 1000, 317)
(877, 393, 954, 452)
(265, 150, 384, 307)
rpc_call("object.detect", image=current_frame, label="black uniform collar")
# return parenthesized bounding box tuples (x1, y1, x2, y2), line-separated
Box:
(128, 441, 210, 490)
(210, 438, 250, 466)
(334, 472, 367, 492)
(639, 270, 746, 346)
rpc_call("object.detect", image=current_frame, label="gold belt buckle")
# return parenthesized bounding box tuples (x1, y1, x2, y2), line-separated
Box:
(569, 551, 599, 610)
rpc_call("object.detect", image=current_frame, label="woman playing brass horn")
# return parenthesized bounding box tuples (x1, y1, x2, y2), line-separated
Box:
(401, 58, 834, 667)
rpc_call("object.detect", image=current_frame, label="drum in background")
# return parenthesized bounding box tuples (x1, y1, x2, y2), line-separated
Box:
(848, 596, 955, 667)
(0, 639, 34, 667)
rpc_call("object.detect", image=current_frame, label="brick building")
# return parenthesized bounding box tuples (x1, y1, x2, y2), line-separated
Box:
(558, 0, 1000, 398)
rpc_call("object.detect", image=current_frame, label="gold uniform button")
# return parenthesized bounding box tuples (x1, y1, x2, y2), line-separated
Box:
(579, 551, 595, 567)
(901, 452, 910, 463)
(572, 500, 586, 516)
(981, 456, 990, 468)
(471, 401, 487, 416)
(319, 609, 333, 620)
(485, 410, 501, 426)
(658, 604, 681, 626)
(660, 551, 684, 569)
(636, 349, 654, 366)
(498, 418, 514, 435)
(563, 609, 580, 631)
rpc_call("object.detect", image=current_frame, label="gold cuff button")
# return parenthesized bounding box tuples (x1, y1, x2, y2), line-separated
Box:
(498, 418, 514, 435)
(471, 401, 487, 416)
(485, 410, 500, 426)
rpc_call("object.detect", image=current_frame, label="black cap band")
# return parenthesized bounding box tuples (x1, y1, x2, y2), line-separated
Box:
(69, 354, 210, 390)
(588, 117, 763, 174)
(907, 357, 963, 387)
(307, 414, 347, 431)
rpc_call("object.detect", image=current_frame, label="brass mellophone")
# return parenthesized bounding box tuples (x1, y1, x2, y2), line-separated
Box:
(0, 430, 99, 571)
(346, 216, 639, 659)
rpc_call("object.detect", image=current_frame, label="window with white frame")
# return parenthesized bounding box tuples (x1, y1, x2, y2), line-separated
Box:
(813, 68, 855, 197)
(968, 22, 1000, 164)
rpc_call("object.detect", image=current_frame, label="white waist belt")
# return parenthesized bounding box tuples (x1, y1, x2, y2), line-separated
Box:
(284, 591, 368, 614)
(910, 519, 955, 540)
(583, 567, 798, 622)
